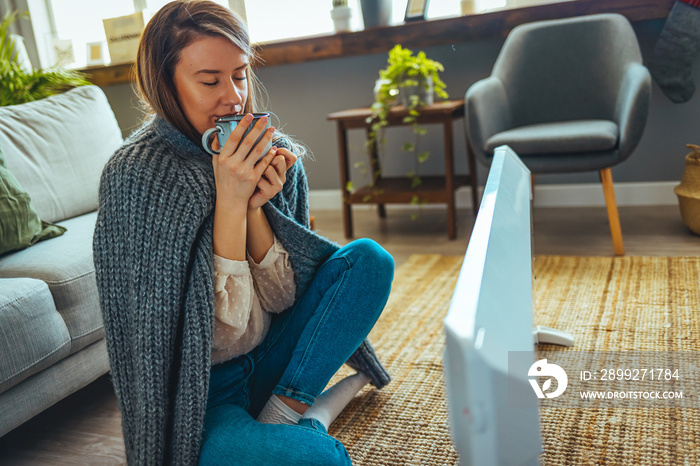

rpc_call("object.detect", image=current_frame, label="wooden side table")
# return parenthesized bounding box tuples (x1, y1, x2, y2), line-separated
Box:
(327, 100, 479, 240)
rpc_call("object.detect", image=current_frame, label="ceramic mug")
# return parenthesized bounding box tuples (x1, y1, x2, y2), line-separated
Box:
(201, 112, 272, 158)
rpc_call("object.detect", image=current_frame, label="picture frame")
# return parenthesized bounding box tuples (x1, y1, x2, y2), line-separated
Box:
(103, 11, 146, 64)
(86, 41, 106, 66)
(51, 38, 75, 68)
(405, 0, 429, 21)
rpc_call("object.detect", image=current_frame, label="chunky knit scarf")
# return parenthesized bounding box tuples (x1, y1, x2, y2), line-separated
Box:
(93, 116, 390, 465)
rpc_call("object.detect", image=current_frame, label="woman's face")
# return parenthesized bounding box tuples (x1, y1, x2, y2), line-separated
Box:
(173, 35, 249, 136)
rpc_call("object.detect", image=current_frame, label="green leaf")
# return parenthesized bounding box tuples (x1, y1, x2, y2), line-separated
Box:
(414, 126, 427, 136)
(411, 177, 422, 188)
(345, 181, 354, 192)
(402, 142, 415, 152)
(0, 54, 91, 106)
(0, 10, 30, 63)
(417, 151, 430, 163)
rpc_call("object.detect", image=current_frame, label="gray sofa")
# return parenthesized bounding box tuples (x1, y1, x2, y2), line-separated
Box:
(0, 85, 123, 436)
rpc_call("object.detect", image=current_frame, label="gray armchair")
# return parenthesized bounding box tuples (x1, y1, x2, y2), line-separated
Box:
(465, 13, 651, 256)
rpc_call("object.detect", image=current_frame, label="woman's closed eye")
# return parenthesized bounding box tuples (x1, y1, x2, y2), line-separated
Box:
(203, 76, 245, 86)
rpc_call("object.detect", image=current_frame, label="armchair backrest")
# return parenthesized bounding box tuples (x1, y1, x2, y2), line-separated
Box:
(492, 14, 643, 127)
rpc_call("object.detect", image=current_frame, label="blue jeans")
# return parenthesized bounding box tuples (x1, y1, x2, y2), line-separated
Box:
(199, 239, 394, 466)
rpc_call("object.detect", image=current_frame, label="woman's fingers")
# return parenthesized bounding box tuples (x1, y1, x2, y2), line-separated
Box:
(254, 146, 278, 177)
(275, 148, 298, 170)
(219, 113, 254, 158)
(260, 165, 283, 193)
(218, 115, 274, 165)
(270, 154, 287, 178)
(237, 118, 274, 164)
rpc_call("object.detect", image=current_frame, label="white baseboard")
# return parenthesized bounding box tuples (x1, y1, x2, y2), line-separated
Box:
(309, 181, 679, 211)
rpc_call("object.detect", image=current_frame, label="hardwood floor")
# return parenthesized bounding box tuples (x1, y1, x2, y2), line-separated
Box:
(0, 205, 697, 465)
(316, 204, 699, 265)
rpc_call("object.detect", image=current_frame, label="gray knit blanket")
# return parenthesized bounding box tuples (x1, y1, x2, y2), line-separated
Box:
(93, 116, 390, 465)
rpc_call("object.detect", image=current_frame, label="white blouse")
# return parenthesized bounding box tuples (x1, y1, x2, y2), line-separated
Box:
(211, 237, 296, 364)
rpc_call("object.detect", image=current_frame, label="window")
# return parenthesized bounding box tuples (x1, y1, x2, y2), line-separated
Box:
(37, 0, 228, 68)
(49, 0, 134, 67)
(29, 0, 504, 69)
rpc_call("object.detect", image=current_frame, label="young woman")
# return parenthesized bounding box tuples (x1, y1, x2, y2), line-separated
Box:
(92, 1, 394, 465)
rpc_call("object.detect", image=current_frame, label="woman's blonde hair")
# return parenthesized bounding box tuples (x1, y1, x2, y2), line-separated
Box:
(136, 0, 262, 144)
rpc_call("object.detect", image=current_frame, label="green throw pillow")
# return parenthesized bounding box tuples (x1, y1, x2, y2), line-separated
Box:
(0, 144, 66, 255)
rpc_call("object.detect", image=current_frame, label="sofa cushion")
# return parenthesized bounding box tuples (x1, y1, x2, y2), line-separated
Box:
(0, 278, 71, 394)
(0, 143, 66, 255)
(484, 119, 619, 155)
(0, 212, 103, 353)
(0, 85, 122, 223)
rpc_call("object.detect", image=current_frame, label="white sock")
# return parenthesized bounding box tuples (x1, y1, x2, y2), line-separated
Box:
(301, 372, 371, 430)
(256, 394, 302, 425)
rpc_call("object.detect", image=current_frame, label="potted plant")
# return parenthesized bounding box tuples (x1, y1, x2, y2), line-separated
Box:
(363, 44, 448, 193)
(0, 10, 90, 106)
(674, 144, 700, 235)
(331, 0, 352, 33)
(360, 0, 392, 29)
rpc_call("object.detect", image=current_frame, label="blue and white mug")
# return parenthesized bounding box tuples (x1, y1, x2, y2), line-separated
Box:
(201, 112, 272, 157)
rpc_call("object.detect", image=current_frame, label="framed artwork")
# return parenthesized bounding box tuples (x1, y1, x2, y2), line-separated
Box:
(405, 0, 429, 21)
(103, 11, 145, 64)
(86, 41, 106, 66)
(51, 38, 74, 67)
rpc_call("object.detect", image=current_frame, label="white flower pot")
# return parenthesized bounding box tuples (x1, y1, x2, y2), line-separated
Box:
(331, 6, 352, 33)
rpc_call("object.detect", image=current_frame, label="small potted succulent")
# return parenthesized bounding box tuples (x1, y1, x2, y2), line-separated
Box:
(674, 144, 700, 235)
(331, 0, 352, 33)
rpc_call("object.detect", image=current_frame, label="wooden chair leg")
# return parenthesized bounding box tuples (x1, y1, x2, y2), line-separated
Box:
(530, 173, 535, 201)
(600, 168, 625, 256)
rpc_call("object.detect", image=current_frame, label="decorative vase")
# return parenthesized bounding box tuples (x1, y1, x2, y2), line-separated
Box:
(331, 6, 352, 33)
(400, 76, 434, 107)
(674, 144, 700, 235)
(360, 0, 392, 29)
(461, 0, 477, 15)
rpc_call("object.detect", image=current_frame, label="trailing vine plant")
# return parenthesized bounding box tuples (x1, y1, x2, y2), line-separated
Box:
(353, 44, 448, 211)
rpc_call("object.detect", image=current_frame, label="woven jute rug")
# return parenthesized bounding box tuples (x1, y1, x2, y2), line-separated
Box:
(329, 254, 700, 465)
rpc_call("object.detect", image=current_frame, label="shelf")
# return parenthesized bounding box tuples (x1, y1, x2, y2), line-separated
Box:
(328, 100, 465, 129)
(347, 176, 471, 204)
(78, 0, 674, 88)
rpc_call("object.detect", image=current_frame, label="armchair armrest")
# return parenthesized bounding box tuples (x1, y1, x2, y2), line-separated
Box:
(614, 63, 651, 161)
(464, 77, 512, 163)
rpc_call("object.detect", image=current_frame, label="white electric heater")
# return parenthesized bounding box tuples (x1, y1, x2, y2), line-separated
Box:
(443, 145, 548, 465)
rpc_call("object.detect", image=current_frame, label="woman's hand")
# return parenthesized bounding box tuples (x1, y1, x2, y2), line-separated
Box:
(211, 114, 276, 208)
(247, 147, 298, 211)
